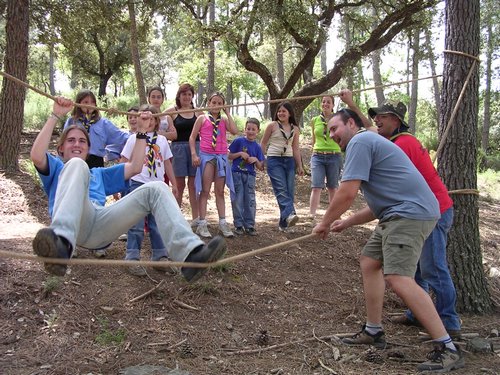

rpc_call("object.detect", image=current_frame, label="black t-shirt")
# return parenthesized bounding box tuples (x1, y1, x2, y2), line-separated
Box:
(173, 112, 198, 142)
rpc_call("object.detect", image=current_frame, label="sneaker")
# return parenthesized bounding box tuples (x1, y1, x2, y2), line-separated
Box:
(342, 325, 387, 349)
(234, 227, 245, 235)
(118, 233, 127, 241)
(94, 249, 107, 258)
(286, 214, 299, 228)
(278, 226, 294, 233)
(219, 222, 234, 238)
(196, 223, 212, 238)
(190, 218, 201, 229)
(127, 264, 147, 277)
(446, 329, 462, 341)
(246, 228, 257, 236)
(32, 228, 72, 276)
(391, 314, 422, 327)
(417, 343, 464, 372)
(153, 256, 178, 274)
(181, 236, 227, 282)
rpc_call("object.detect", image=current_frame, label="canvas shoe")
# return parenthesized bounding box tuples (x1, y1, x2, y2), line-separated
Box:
(153, 256, 179, 275)
(341, 325, 387, 349)
(94, 249, 107, 258)
(219, 222, 234, 238)
(181, 236, 227, 282)
(286, 214, 299, 228)
(32, 228, 72, 276)
(234, 227, 245, 235)
(190, 218, 201, 229)
(246, 228, 257, 236)
(128, 264, 147, 277)
(417, 343, 464, 372)
(196, 222, 212, 238)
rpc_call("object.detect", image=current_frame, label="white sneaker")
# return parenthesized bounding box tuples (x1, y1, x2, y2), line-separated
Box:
(118, 233, 127, 241)
(196, 223, 212, 238)
(190, 218, 200, 229)
(219, 222, 234, 238)
(94, 249, 107, 258)
(286, 214, 299, 228)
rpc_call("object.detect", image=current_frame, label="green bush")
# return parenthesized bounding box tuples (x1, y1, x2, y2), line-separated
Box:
(24, 92, 53, 131)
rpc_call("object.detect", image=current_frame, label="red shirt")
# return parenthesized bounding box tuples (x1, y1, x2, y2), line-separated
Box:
(393, 134, 453, 213)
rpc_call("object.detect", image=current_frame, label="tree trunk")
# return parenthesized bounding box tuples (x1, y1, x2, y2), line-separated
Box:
(371, 8, 385, 105)
(408, 28, 420, 133)
(320, 39, 327, 76)
(481, 20, 493, 154)
(128, 0, 147, 105)
(438, 0, 491, 313)
(343, 17, 354, 91)
(0, 0, 29, 171)
(49, 42, 56, 96)
(276, 36, 285, 90)
(206, 1, 215, 95)
(424, 28, 441, 125)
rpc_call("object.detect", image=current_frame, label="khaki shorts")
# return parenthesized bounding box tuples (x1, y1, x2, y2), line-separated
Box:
(362, 216, 437, 277)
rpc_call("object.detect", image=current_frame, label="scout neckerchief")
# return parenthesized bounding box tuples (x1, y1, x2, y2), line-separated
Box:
(78, 112, 98, 132)
(356, 127, 367, 135)
(278, 121, 294, 156)
(146, 132, 158, 177)
(208, 112, 221, 149)
(320, 112, 328, 141)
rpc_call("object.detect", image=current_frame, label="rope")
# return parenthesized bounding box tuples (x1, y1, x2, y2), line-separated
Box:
(433, 52, 479, 163)
(443, 50, 481, 62)
(0, 69, 441, 118)
(448, 189, 480, 195)
(0, 233, 318, 270)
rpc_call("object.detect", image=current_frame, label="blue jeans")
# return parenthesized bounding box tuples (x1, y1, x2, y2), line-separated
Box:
(125, 180, 168, 261)
(231, 171, 256, 229)
(310, 153, 342, 189)
(267, 156, 296, 228)
(406, 207, 461, 330)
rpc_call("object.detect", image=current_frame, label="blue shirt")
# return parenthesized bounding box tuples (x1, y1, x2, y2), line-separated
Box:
(64, 117, 129, 158)
(341, 131, 439, 221)
(229, 137, 265, 176)
(38, 153, 127, 216)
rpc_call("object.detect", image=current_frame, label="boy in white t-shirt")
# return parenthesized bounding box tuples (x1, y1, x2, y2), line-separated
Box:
(120, 104, 178, 276)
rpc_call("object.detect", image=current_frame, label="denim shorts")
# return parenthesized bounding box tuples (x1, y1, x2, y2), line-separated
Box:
(310, 153, 342, 188)
(363, 216, 437, 277)
(171, 141, 199, 177)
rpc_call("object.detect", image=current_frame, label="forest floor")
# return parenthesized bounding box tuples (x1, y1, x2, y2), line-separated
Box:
(0, 132, 499, 375)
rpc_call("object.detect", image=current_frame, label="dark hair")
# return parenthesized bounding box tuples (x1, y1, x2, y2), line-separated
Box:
(334, 108, 364, 128)
(139, 104, 160, 131)
(71, 89, 99, 120)
(126, 105, 139, 119)
(273, 101, 297, 126)
(175, 83, 195, 109)
(57, 125, 91, 157)
(207, 91, 225, 104)
(147, 86, 165, 102)
(246, 117, 261, 130)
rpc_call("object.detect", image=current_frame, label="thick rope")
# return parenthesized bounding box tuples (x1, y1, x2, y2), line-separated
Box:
(0, 233, 318, 270)
(0, 69, 441, 118)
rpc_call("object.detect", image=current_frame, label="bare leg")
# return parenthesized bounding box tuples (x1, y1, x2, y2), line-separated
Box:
(309, 187, 322, 216)
(174, 176, 186, 207)
(360, 255, 386, 324)
(199, 163, 215, 220)
(187, 176, 199, 221)
(327, 187, 337, 204)
(214, 175, 226, 218)
(386, 274, 448, 339)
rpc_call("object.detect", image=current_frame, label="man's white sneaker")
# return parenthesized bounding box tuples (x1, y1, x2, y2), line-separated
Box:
(196, 223, 212, 238)
(219, 222, 234, 238)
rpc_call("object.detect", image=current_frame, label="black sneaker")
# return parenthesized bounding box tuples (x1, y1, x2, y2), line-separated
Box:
(33, 228, 72, 276)
(181, 236, 227, 282)
(342, 325, 387, 349)
(234, 227, 245, 235)
(417, 343, 464, 372)
(246, 228, 257, 236)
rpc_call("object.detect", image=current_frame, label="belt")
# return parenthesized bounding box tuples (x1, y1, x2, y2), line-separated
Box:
(313, 151, 341, 155)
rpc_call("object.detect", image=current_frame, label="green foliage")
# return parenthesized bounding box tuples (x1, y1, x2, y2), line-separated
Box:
(95, 317, 126, 346)
(19, 158, 41, 186)
(478, 168, 500, 200)
(42, 276, 62, 294)
(23, 91, 53, 131)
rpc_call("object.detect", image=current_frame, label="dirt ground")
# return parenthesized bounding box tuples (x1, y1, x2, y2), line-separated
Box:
(0, 132, 499, 375)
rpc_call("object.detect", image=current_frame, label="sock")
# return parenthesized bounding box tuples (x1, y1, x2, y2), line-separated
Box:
(434, 335, 457, 351)
(365, 322, 383, 335)
(198, 218, 207, 225)
(219, 217, 227, 225)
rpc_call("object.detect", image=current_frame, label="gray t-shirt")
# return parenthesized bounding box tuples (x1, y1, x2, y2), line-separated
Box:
(341, 131, 440, 221)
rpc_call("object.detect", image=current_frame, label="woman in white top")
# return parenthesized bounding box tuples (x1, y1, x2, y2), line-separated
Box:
(260, 101, 303, 232)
